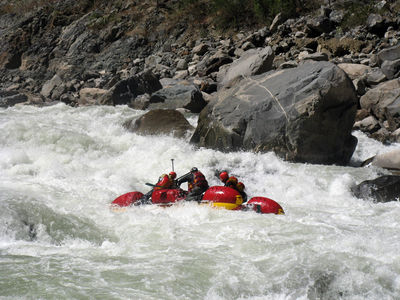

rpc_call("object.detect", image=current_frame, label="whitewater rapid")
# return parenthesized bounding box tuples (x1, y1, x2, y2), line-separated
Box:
(0, 103, 399, 299)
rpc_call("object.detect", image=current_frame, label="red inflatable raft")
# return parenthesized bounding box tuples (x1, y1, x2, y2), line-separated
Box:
(111, 186, 284, 215)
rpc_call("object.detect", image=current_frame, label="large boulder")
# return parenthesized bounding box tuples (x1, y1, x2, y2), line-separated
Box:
(191, 61, 358, 165)
(351, 175, 400, 203)
(124, 109, 194, 138)
(360, 78, 400, 132)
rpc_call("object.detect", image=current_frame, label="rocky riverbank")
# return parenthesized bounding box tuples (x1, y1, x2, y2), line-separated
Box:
(1, 1, 399, 152)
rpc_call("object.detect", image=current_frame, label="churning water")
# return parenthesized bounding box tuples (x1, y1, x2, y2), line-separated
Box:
(0, 103, 399, 299)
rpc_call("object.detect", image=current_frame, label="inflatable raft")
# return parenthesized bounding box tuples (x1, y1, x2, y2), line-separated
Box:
(111, 186, 284, 215)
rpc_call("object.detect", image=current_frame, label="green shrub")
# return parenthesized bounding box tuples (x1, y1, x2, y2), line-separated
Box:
(210, 0, 314, 29)
(338, 1, 375, 31)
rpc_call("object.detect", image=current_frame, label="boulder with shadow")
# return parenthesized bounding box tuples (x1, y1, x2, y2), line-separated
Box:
(124, 109, 194, 138)
(191, 61, 358, 165)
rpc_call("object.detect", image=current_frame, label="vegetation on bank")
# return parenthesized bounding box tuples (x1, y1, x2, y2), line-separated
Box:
(0, 0, 399, 32)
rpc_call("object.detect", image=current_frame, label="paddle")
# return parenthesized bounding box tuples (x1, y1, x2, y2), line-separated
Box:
(145, 182, 162, 188)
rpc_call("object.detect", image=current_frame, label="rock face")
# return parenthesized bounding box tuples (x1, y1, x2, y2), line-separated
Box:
(360, 78, 400, 133)
(191, 61, 358, 165)
(352, 175, 400, 203)
(124, 109, 194, 138)
(0, 90, 28, 107)
(98, 71, 162, 106)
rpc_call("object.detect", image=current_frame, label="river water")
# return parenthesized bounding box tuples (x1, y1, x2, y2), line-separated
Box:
(0, 103, 399, 300)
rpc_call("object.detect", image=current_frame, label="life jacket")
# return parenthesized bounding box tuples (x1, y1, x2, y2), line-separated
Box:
(225, 176, 238, 188)
(236, 182, 245, 192)
(155, 174, 173, 190)
(188, 171, 208, 192)
(225, 176, 246, 193)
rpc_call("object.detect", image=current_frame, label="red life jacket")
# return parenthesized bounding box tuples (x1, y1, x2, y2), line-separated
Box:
(225, 176, 243, 192)
(155, 174, 172, 190)
(188, 171, 208, 192)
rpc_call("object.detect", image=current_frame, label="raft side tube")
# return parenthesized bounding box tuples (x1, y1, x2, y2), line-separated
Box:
(111, 191, 144, 207)
(246, 197, 284, 214)
(202, 186, 243, 210)
(151, 188, 187, 204)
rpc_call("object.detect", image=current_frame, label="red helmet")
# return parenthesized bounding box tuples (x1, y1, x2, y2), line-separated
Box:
(169, 171, 177, 179)
(219, 171, 229, 182)
(237, 182, 245, 192)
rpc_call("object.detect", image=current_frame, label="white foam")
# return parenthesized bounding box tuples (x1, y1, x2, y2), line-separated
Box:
(1, 104, 399, 299)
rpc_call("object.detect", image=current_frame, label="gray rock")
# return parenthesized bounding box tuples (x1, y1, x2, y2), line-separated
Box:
(365, 149, 400, 172)
(306, 16, 334, 37)
(392, 128, 400, 143)
(360, 79, 400, 131)
(145, 55, 162, 68)
(377, 43, 400, 65)
(299, 52, 329, 62)
(129, 93, 150, 110)
(148, 82, 206, 113)
(241, 41, 255, 51)
(176, 58, 188, 71)
(371, 127, 392, 144)
(219, 47, 274, 88)
(0, 90, 28, 107)
(351, 175, 400, 202)
(41, 74, 63, 98)
(192, 43, 209, 56)
(366, 14, 387, 36)
(338, 63, 371, 80)
(353, 116, 379, 132)
(79, 88, 107, 106)
(365, 69, 387, 86)
(269, 13, 283, 33)
(381, 59, 400, 79)
(329, 10, 344, 24)
(124, 109, 194, 138)
(191, 61, 358, 165)
(278, 60, 298, 69)
(98, 71, 162, 106)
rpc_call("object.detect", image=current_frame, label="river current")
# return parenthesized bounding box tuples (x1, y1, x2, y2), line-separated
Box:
(0, 103, 399, 299)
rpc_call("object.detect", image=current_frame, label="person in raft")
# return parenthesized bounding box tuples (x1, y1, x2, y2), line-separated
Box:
(177, 167, 209, 202)
(136, 171, 177, 205)
(155, 171, 177, 190)
(219, 171, 247, 202)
